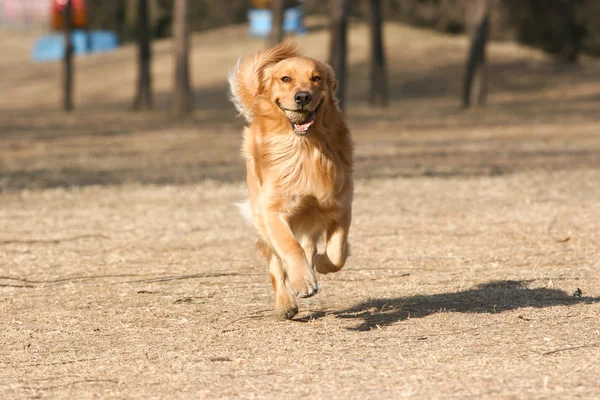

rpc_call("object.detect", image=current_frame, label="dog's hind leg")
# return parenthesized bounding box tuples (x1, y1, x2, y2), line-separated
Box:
(315, 211, 351, 274)
(300, 233, 318, 271)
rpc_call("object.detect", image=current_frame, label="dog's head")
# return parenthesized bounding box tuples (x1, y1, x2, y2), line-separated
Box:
(258, 56, 338, 136)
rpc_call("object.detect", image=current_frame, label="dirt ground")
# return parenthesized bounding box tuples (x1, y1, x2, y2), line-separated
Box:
(1, 19, 600, 399)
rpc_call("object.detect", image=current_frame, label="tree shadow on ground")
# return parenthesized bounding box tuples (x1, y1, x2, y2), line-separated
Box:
(350, 56, 595, 99)
(314, 280, 600, 331)
(2, 55, 600, 191)
(348, 58, 600, 124)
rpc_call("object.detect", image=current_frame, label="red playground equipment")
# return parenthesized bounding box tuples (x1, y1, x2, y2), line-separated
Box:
(50, 0, 88, 30)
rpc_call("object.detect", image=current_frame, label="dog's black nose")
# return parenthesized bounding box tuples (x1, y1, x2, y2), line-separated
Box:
(294, 91, 312, 106)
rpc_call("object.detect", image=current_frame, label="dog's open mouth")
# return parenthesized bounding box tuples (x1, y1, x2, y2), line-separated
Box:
(278, 102, 321, 136)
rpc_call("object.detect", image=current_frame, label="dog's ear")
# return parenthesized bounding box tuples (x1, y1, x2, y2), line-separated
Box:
(324, 63, 339, 95)
(254, 42, 299, 96)
(257, 64, 274, 96)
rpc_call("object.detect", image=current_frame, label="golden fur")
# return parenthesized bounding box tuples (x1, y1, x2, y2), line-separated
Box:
(229, 43, 354, 319)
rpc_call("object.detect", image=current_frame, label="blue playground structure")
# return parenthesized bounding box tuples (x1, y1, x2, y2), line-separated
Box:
(32, 30, 119, 63)
(248, 5, 307, 38)
(31, 1, 307, 62)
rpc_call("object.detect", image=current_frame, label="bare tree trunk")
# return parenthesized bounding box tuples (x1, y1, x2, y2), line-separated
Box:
(368, 0, 388, 108)
(115, 0, 127, 43)
(63, 0, 74, 111)
(173, 0, 193, 114)
(269, 0, 285, 46)
(133, 0, 153, 110)
(329, 0, 350, 111)
(463, 0, 490, 108)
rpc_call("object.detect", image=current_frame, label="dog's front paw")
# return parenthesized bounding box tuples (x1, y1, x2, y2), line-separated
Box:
(275, 290, 298, 319)
(289, 268, 318, 298)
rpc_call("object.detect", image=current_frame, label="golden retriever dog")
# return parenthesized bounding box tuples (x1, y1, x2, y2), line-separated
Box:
(229, 42, 354, 319)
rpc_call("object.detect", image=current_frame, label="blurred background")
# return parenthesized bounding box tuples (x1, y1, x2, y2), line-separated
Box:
(2, 5, 600, 396)
(1, 0, 599, 190)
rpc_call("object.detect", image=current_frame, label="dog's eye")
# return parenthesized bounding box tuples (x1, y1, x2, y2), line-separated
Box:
(281, 76, 291, 83)
(311, 76, 321, 82)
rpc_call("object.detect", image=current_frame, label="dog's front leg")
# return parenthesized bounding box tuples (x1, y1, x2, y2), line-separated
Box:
(315, 211, 351, 274)
(264, 213, 318, 298)
(268, 253, 298, 319)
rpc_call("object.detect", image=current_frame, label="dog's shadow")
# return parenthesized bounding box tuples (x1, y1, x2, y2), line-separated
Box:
(298, 280, 600, 330)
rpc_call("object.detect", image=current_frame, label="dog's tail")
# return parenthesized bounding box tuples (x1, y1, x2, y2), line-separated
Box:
(228, 42, 300, 123)
(235, 199, 253, 225)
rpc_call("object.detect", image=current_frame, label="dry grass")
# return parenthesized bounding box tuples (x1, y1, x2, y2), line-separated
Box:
(1, 19, 600, 399)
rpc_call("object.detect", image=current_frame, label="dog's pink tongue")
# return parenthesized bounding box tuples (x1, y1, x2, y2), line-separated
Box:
(295, 119, 314, 132)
